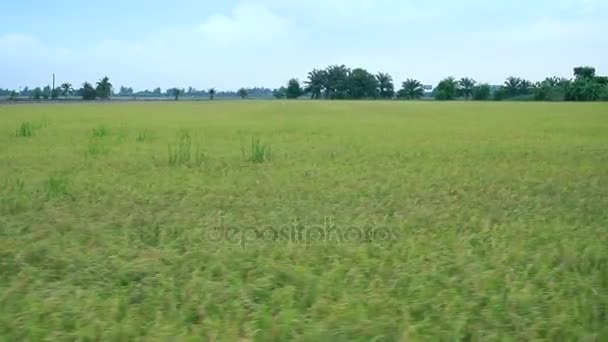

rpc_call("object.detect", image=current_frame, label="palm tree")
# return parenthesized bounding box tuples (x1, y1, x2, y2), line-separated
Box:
(81, 82, 97, 100)
(32, 88, 42, 100)
(434, 77, 458, 100)
(397, 79, 424, 100)
(172, 88, 182, 101)
(209, 88, 216, 100)
(237, 88, 248, 99)
(504, 77, 521, 97)
(96, 76, 113, 99)
(305, 69, 326, 99)
(543, 77, 560, 87)
(376, 72, 395, 99)
(458, 77, 476, 100)
(61, 83, 73, 98)
(519, 79, 533, 95)
(324, 65, 350, 99)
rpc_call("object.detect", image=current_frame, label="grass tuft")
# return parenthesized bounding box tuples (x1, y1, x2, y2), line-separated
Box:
(168, 130, 207, 167)
(86, 141, 110, 157)
(16, 122, 35, 137)
(92, 125, 109, 138)
(244, 137, 272, 164)
(136, 129, 151, 142)
(46, 173, 70, 199)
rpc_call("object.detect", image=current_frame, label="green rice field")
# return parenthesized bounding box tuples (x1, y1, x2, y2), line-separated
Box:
(0, 101, 607, 340)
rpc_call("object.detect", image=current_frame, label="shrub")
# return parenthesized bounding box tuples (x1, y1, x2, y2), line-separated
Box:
(472, 84, 491, 101)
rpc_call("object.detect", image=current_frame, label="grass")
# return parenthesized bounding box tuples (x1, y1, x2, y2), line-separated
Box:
(136, 129, 151, 142)
(86, 140, 111, 157)
(0, 101, 607, 340)
(247, 136, 272, 163)
(46, 173, 70, 199)
(16, 121, 35, 137)
(92, 125, 109, 138)
(167, 130, 207, 167)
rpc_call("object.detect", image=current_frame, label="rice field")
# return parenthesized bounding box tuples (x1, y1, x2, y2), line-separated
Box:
(0, 101, 607, 340)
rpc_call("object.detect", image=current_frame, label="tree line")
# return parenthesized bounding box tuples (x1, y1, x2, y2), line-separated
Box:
(273, 65, 607, 101)
(0, 78, 273, 101)
(2, 66, 606, 102)
(1, 77, 113, 101)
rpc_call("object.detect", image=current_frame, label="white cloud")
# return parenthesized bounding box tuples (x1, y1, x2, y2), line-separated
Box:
(489, 19, 606, 43)
(198, 2, 291, 46)
(0, 34, 45, 57)
(0, 34, 75, 89)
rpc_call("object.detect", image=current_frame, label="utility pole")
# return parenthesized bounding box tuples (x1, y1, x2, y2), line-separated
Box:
(52, 73, 55, 91)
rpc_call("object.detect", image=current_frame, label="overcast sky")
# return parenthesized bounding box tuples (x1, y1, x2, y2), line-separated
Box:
(1, 0, 607, 91)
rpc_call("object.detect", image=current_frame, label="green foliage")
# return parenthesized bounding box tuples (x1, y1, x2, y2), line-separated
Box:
(209, 88, 216, 100)
(286, 79, 303, 99)
(237, 88, 248, 99)
(502, 77, 534, 98)
(397, 79, 424, 100)
(304, 65, 386, 100)
(376, 72, 395, 99)
(61, 83, 73, 98)
(543, 76, 561, 87)
(42, 85, 51, 100)
(92, 125, 109, 138)
(519, 79, 533, 95)
(565, 79, 604, 101)
(601, 86, 608, 101)
(81, 82, 97, 100)
(530, 67, 608, 102)
(8, 90, 19, 101)
(472, 84, 491, 100)
(96, 76, 113, 99)
(434, 77, 457, 100)
(574, 66, 595, 80)
(244, 137, 272, 164)
(167, 130, 207, 167)
(273, 87, 286, 99)
(16, 122, 34, 137)
(305, 69, 326, 99)
(458, 77, 476, 100)
(324, 65, 350, 99)
(348, 68, 379, 99)
(596, 76, 608, 86)
(32, 87, 42, 100)
(504, 77, 520, 97)
(86, 141, 110, 157)
(51, 87, 60, 100)
(493, 87, 508, 101)
(46, 173, 70, 199)
(534, 82, 553, 101)
(136, 129, 151, 142)
(169, 88, 183, 101)
(292, 64, 605, 102)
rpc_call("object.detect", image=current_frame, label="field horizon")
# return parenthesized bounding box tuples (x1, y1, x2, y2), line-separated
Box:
(1, 101, 607, 340)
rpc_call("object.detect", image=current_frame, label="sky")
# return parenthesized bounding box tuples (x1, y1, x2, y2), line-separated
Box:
(1, 0, 607, 91)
